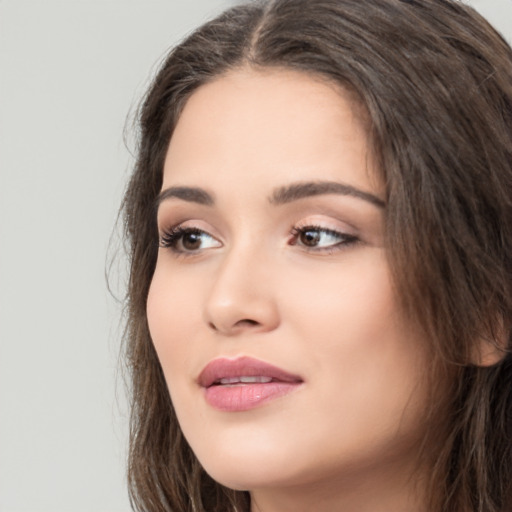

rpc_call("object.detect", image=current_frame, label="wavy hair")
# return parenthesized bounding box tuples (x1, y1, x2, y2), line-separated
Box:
(121, 1, 512, 510)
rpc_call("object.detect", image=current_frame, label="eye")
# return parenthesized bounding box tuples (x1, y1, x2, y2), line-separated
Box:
(290, 225, 358, 251)
(159, 226, 222, 254)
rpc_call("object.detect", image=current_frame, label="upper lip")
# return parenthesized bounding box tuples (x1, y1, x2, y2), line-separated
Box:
(198, 356, 303, 388)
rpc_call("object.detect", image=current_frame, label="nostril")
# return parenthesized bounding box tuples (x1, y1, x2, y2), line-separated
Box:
(235, 319, 260, 327)
(208, 318, 259, 332)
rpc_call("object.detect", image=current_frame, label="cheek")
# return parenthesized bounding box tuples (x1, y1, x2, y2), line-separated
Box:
(146, 259, 200, 380)
(279, 250, 426, 417)
(281, 249, 396, 348)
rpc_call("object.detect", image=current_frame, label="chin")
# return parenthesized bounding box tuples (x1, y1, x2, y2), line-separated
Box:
(203, 465, 308, 493)
(191, 437, 304, 491)
(198, 450, 279, 489)
(200, 460, 272, 490)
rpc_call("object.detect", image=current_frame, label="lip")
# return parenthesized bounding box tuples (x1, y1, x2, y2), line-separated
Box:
(198, 356, 303, 412)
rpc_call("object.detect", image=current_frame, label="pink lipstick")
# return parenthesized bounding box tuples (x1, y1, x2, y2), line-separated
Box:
(198, 356, 303, 412)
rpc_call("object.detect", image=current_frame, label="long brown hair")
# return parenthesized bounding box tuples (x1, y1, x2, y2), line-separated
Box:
(121, 1, 512, 510)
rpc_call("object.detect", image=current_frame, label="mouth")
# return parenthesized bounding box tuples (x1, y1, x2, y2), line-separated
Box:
(215, 376, 274, 385)
(198, 356, 304, 412)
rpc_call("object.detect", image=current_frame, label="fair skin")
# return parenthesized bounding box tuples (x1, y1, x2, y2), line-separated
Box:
(147, 68, 430, 512)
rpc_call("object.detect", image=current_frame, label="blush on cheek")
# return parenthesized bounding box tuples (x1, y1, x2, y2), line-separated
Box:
(147, 278, 177, 362)
(147, 276, 202, 387)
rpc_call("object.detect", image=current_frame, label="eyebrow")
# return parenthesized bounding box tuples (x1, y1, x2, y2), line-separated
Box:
(270, 181, 385, 208)
(156, 180, 385, 210)
(156, 186, 214, 207)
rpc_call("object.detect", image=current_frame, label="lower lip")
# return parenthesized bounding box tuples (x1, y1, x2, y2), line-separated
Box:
(203, 382, 301, 412)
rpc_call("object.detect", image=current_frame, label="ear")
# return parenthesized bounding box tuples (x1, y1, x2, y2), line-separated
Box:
(471, 319, 509, 367)
(474, 341, 506, 367)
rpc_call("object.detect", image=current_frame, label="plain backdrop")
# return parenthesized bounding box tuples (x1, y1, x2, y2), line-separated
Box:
(0, 1, 511, 511)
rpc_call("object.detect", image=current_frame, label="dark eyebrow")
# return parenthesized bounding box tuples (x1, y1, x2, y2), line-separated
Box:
(155, 180, 385, 211)
(156, 186, 214, 208)
(269, 181, 385, 208)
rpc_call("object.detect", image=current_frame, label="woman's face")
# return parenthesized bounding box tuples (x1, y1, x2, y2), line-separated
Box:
(147, 68, 429, 499)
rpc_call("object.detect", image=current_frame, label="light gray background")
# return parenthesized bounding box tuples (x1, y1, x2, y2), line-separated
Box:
(0, 1, 510, 511)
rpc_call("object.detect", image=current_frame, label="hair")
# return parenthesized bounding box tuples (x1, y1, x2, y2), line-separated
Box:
(121, 1, 512, 511)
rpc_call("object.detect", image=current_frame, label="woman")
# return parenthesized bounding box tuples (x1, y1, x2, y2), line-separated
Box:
(121, 0, 512, 510)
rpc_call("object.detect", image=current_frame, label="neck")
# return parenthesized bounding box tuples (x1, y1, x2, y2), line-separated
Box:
(249, 457, 429, 512)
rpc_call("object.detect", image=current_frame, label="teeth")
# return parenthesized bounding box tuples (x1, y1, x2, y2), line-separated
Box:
(240, 376, 272, 383)
(219, 376, 273, 385)
(219, 377, 240, 384)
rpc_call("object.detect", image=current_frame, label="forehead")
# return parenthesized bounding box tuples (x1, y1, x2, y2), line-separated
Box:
(163, 67, 380, 195)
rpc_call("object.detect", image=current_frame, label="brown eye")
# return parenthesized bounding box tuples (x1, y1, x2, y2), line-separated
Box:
(300, 229, 321, 247)
(160, 227, 222, 253)
(182, 231, 202, 250)
(292, 226, 359, 252)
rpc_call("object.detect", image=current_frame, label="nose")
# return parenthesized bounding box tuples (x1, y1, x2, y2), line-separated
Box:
(203, 245, 280, 336)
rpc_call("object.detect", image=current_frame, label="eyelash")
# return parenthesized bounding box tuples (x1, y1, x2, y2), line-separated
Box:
(159, 224, 359, 255)
(289, 225, 359, 253)
(159, 226, 213, 252)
